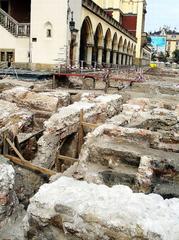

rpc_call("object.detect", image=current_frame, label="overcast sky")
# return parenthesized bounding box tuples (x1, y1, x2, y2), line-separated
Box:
(145, 0, 179, 32)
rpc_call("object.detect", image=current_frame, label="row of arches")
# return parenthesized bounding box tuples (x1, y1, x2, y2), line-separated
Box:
(79, 17, 136, 67)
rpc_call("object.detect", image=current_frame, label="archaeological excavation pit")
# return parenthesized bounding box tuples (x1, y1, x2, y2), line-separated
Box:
(0, 67, 179, 239)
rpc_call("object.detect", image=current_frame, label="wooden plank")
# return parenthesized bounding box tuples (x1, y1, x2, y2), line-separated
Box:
(58, 154, 78, 163)
(55, 138, 66, 172)
(6, 137, 25, 161)
(18, 129, 44, 144)
(82, 122, 99, 129)
(3, 154, 56, 177)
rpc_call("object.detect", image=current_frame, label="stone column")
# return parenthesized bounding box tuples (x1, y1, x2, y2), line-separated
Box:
(130, 56, 133, 66)
(86, 45, 93, 66)
(127, 55, 130, 66)
(125, 55, 128, 66)
(112, 51, 117, 65)
(97, 47, 103, 65)
(122, 54, 126, 66)
(106, 49, 111, 65)
(118, 53, 122, 65)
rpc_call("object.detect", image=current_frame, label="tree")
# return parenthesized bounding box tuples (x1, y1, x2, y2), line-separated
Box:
(151, 52, 157, 61)
(173, 49, 179, 63)
(158, 51, 167, 62)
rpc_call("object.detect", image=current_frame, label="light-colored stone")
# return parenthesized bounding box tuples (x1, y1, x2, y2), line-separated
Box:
(25, 177, 179, 240)
(0, 156, 18, 226)
(0, 99, 33, 133)
(0, 87, 70, 112)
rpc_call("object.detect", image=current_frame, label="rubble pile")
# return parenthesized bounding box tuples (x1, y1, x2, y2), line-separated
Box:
(0, 156, 18, 227)
(0, 156, 25, 240)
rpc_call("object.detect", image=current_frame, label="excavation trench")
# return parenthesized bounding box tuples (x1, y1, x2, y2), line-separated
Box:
(1, 68, 179, 240)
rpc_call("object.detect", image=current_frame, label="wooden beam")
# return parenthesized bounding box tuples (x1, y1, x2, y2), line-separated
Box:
(55, 138, 66, 172)
(82, 122, 99, 129)
(6, 137, 25, 161)
(18, 129, 44, 144)
(3, 154, 56, 177)
(4, 138, 56, 176)
(58, 154, 78, 163)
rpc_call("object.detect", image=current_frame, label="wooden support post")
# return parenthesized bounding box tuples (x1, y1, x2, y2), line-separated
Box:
(14, 136, 21, 152)
(78, 109, 84, 156)
(53, 138, 66, 172)
(55, 148, 63, 173)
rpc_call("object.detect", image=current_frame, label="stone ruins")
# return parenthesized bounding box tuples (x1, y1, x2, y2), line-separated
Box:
(0, 67, 179, 240)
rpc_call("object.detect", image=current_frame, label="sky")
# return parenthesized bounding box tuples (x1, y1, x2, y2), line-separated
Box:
(145, 0, 179, 32)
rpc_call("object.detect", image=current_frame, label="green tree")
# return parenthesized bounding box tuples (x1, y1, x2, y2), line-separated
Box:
(173, 49, 179, 63)
(158, 52, 167, 62)
(151, 52, 157, 61)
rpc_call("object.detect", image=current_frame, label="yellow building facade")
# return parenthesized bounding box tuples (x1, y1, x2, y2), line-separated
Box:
(167, 34, 179, 57)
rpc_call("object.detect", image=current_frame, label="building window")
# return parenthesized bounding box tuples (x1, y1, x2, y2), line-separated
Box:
(172, 35, 176, 39)
(0, 50, 14, 62)
(0, 52, 5, 62)
(32, 38, 37, 42)
(44, 22, 53, 39)
(47, 29, 52, 38)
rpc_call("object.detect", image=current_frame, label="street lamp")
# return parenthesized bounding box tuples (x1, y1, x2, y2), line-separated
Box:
(69, 11, 75, 32)
(69, 11, 78, 33)
(69, 11, 79, 67)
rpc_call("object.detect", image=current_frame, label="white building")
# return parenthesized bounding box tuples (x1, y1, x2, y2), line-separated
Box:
(0, 0, 150, 70)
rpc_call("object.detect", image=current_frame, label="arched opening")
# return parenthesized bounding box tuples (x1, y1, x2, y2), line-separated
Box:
(102, 28, 111, 65)
(122, 39, 127, 65)
(123, 39, 127, 53)
(92, 23, 103, 66)
(131, 44, 134, 55)
(117, 36, 123, 65)
(111, 33, 118, 65)
(127, 42, 131, 54)
(80, 17, 94, 66)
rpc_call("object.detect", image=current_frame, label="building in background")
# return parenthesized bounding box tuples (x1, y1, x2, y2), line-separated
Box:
(150, 28, 179, 60)
(0, 0, 150, 70)
(166, 33, 179, 58)
(94, 0, 150, 65)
